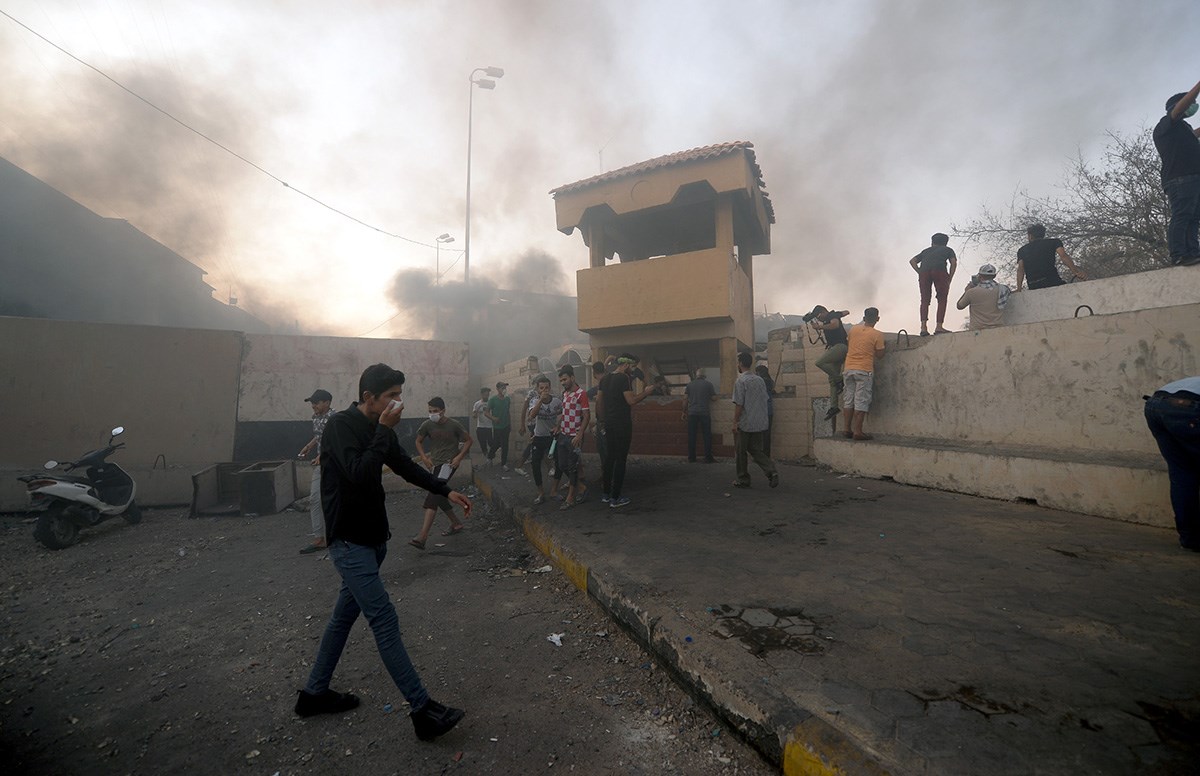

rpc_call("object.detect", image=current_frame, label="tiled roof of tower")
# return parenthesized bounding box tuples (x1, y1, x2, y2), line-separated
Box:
(549, 141, 774, 224)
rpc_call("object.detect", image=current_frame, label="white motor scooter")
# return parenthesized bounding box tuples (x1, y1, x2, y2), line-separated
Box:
(18, 426, 141, 550)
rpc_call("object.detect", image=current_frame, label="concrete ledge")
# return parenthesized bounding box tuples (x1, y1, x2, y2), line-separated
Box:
(813, 436, 1171, 528)
(472, 465, 892, 775)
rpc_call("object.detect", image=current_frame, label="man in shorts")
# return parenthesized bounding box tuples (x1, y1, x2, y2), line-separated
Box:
(841, 308, 886, 440)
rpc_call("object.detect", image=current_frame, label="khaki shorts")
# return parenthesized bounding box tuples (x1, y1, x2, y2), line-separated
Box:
(842, 370, 874, 411)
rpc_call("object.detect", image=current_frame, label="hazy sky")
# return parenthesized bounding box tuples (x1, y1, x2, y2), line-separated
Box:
(1, 0, 1196, 337)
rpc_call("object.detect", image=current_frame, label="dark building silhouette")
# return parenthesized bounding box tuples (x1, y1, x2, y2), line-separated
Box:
(0, 157, 266, 332)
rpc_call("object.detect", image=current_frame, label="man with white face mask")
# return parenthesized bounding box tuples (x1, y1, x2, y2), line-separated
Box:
(410, 396, 470, 549)
(1154, 79, 1200, 266)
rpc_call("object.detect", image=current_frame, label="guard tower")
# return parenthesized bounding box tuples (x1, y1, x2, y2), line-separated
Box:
(550, 141, 774, 393)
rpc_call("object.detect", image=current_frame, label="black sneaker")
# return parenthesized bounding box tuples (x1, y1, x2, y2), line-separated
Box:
(411, 699, 465, 741)
(294, 688, 360, 717)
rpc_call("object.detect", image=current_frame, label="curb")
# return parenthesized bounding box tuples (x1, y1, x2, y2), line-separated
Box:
(473, 471, 893, 775)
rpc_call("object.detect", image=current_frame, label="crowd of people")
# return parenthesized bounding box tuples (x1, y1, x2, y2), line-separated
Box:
(283, 84, 1200, 745)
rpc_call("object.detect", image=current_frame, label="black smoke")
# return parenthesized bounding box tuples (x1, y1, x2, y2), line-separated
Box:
(388, 248, 583, 373)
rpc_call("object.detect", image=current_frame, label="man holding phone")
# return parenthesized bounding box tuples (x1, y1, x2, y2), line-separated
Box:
(294, 363, 470, 742)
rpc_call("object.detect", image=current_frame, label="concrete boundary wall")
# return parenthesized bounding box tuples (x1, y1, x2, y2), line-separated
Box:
(814, 436, 1170, 527)
(1, 316, 472, 510)
(862, 303, 1198, 456)
(795, 303, 1197, 523)
(1003, 264, 1200, 326)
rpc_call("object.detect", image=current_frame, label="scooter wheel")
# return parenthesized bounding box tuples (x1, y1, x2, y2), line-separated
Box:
(34, 506, 80, 550)
(123, 502, 142, 525)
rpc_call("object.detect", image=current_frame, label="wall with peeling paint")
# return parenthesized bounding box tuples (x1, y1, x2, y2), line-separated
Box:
(866, 303, 1197, 457)
(1001, 264, 1200, 325)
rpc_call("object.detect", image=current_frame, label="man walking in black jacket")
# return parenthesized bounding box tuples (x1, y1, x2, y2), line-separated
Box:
(293, 363, 471, 742)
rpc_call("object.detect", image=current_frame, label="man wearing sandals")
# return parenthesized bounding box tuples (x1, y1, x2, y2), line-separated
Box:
(295, 363, 468, 741)
(410, 397, 470, 548)
(555, 365, 590, 509)
(731, 351, 779, 489)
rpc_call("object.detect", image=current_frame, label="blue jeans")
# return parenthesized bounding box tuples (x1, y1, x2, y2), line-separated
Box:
(1165, 174, 1200, 261)
(687, 414, 712, 461)
(305, 540, 429, 710)
(1144, 394, 1200, 548)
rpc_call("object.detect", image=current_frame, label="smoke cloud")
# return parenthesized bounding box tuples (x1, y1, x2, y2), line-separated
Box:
(2, 0, 1196, 337)
(388, 248, 581, 373)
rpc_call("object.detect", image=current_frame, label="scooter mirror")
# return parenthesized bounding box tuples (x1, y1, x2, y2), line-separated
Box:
(111, 426, 125, 437)
(44, 460, 59, 469)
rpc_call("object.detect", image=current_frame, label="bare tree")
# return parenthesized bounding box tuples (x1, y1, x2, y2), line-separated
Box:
(953, 130, 1169, 281)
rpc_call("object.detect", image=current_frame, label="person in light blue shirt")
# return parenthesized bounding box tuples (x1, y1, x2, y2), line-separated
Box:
(1144, 376, 1200, 551)
(731, 351, 778, 489)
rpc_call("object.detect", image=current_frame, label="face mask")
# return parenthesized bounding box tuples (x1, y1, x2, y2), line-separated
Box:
(1187, 103, 1199, 118)
(428, 413, 441, 422)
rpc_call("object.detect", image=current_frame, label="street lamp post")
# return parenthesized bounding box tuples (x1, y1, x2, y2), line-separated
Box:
(464, 66, 503, 286)
(433, 233, 454, 337)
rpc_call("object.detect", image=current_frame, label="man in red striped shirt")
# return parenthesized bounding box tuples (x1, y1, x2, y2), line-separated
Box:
(555, 365, 590, 509)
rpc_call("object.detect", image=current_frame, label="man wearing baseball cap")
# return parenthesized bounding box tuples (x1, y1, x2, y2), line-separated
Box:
(299, 389, 335, 554)
(955, 264, 1011, 330)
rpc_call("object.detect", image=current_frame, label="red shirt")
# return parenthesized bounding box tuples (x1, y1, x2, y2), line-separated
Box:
(559, 386, 589, 436)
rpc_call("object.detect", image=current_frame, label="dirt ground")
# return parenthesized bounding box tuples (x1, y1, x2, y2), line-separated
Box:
(0, 487, 776, 776)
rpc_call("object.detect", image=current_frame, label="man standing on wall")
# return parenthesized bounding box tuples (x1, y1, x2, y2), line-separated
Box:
(1015, 225, 1087, 290)
(732, 351, 779, 489)
(682, 368, 717, 463)
(908, 232, 957, 336)
(805, 306, 851, 421)
(1144, 376, 1200, 551)
(595, 353, 656, 509)
(298, 389, 335, 555)
(1153, 80, 1200, 267)
(295, 363, 469, 742)
(470, 387, 493, 467)
(555, 365, 590, 509)
(956, 264, 1011, 329)
(409, 397, 470, 550)
(486, 381, 511, 469)
(841, 308, 886, 441)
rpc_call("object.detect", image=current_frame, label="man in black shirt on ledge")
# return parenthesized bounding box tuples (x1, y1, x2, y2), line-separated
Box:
(1154, 79, 1200, 266)
(294, 363, 471, 742)
(1015, 224, 1086, 291)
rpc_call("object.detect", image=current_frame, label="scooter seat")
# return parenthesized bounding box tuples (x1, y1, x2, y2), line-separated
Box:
(54, 475, 95, 485)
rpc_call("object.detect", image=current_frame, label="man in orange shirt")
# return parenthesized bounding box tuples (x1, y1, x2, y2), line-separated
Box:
(841, 308, 886, 440)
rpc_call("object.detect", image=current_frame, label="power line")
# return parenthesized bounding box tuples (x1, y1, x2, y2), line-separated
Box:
(0, 8, 465, 253)
(355, 309, 406, 338)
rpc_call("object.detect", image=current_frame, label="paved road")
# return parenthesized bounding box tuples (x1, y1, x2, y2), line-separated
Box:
(475, 456, 1200, 775)
(0, 489, 773, 775)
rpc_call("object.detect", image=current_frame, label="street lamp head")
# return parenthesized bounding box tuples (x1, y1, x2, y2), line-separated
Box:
(484, 67, 504, 78)
(437, 234, 455, 243)
(475, 78, 496, 90)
